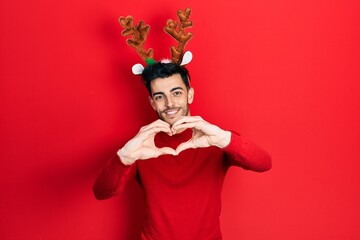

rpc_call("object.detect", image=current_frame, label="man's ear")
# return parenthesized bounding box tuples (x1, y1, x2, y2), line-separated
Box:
(188, 87, 194, 104)
(149, 96, 156, 110)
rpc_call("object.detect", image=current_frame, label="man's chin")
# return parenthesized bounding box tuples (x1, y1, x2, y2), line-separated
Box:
(158, 114, 180, 126)
(163, 116, 180, 126)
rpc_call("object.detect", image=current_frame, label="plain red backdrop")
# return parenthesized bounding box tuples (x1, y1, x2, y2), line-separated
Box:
(1, 0, 359, 239)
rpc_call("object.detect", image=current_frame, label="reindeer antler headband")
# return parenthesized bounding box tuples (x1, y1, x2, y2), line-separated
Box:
(119, 8, 193, 75)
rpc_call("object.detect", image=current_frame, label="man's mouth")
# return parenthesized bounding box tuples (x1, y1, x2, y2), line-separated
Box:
(163, 108, 180, 116)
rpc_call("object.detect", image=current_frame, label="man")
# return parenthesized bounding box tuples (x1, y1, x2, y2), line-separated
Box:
(93, 62, 272, 239)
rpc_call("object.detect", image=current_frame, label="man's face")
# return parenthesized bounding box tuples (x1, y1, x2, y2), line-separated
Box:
(149, 73, 194, 126)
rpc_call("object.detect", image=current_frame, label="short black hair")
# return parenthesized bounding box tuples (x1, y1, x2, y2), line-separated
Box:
(141, 62, 191, 95)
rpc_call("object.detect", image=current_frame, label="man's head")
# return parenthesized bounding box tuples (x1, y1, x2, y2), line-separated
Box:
(142, 62, 191, 95)
(142, 62, 194, 126)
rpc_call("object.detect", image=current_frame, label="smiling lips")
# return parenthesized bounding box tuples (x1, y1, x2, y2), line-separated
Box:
(163, 108, 180, 117)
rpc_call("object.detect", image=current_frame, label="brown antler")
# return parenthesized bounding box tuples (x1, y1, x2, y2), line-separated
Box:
(164, 8, 193, 64)
(119, 16, 154, 62)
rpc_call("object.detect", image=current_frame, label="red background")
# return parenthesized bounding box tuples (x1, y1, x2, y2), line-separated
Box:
(1, 0, 360, 239)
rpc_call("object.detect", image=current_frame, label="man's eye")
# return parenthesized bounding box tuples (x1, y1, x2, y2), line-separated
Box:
(173, 91, 182, 96)
(154, 95, 163, 100)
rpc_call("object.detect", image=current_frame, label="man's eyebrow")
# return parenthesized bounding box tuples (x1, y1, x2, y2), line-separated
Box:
(170, 87, 184, 92)
(152, 87, 184, 97)
(152, 91, 164, 97)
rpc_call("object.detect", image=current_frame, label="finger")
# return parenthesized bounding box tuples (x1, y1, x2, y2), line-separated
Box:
(157, 147, 176, 156)
(172, 119, 202, 134)
(152, 120, 173, 135)
(172, 122, 198, 131)
(172, 116, 203, 128)
(140, 125, 172, 137)
(175, 141, 195, 155)
(141, 119, 171, 132)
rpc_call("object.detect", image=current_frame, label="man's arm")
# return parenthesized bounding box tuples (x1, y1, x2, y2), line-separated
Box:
(92, 119, 176, 200)
(92, 154, 136, 200)
(223, 131, 272, 172)
(171, 116, 271, 172)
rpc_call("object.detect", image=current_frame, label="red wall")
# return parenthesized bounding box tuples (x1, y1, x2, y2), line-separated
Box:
(1, 0, 359, 239)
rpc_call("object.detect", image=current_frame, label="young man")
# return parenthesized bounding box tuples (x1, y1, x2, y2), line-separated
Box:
(93, 62, 272, 239)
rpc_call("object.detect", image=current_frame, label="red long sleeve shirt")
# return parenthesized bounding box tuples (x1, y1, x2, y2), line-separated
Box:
(93, 129, 271, 240)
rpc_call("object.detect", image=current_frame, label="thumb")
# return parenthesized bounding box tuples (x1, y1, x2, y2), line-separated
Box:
(157, 147, 176, 156)
(175, 141, 194, 155)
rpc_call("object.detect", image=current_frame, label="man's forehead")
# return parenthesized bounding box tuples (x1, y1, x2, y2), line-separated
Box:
(150, 74, 186, 92)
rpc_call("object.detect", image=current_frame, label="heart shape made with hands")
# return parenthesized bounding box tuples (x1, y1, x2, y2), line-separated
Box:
(120, 116, 229, 164)
(149, 129, 189, 157)
(119, 116, 231, 165)
(168, 132, 194, 156)
(152, 116, 229, 157)
(155, 126, 211, 156)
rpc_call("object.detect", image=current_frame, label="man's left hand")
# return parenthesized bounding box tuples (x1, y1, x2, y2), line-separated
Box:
(171, 116, 231, 155)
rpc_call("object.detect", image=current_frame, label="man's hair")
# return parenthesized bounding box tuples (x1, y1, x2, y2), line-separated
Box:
(141, 62, 191, 95)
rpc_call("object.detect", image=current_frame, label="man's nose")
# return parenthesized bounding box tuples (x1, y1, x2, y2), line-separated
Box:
(165, 96, 174, 107)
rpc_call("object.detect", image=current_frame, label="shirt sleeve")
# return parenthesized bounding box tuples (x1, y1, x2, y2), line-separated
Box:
(92, 154, 137, 200)
(223, 131, 272, 172)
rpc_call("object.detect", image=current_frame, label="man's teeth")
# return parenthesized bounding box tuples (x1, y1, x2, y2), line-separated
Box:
(166, 109, 178, 115)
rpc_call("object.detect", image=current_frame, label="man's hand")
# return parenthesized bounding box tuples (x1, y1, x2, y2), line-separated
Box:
(118, 120, 176, 165)
(171, 116, 231, 155)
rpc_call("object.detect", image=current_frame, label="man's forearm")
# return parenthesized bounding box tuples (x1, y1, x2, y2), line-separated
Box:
(93, 154, 136, 200)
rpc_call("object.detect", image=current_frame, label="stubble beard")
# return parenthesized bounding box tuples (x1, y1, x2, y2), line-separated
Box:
(158, 105, 189, 126)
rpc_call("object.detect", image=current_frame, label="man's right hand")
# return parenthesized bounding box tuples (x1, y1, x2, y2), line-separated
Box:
(117, 119, 176, 165)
